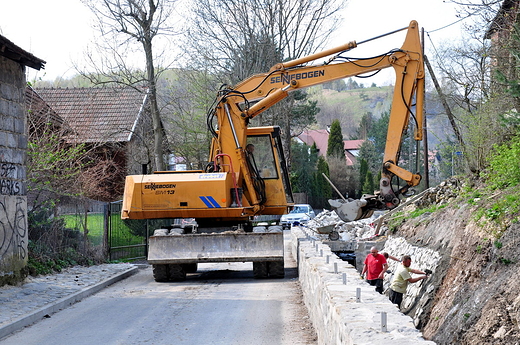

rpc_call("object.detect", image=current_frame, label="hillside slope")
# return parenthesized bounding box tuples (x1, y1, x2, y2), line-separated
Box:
(388, 178, 520, 344)
(310, 85, 452, 149)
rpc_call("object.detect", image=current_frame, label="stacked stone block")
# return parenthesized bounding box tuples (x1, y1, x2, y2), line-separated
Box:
(0, 55, 28, 285)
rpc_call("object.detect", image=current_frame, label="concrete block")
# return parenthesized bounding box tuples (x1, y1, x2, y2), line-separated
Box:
(6, 133, 16, 148)
(14, 116, 25, 134)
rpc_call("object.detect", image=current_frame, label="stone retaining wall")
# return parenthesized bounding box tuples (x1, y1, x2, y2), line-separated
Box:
(291, 226, 436, 344)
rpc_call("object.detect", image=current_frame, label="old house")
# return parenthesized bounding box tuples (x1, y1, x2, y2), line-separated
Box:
(486, 0, 520, 103)
(33, 87, 155, 201)
(0, 34, 45, 285)
(485, 0, 520, 62)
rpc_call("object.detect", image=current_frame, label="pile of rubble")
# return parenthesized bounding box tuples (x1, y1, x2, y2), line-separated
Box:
(413, 177, 463, 208)
(305, 209, 381, 241)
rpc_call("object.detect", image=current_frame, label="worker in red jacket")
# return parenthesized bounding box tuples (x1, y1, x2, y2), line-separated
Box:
(361, 246, 388, 294)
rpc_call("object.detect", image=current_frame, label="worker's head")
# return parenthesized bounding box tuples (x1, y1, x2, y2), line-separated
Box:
(382, 252, 389, 259)
(370, 247, 379, 257)
(246, 144, 255, 153)
(402, 255, 412, 267)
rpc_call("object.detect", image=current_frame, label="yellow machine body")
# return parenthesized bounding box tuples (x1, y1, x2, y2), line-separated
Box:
(122, 126, 291, 221)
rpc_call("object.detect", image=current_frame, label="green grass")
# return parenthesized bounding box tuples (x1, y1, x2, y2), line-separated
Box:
(60, 213, 145, 247)
(408, 204, 447, 218)
(62, 213, 103, 234)
(472, 188, 520, 238)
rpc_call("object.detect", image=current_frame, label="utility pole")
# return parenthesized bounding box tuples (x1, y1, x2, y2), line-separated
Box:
(421, 28, 430, 189)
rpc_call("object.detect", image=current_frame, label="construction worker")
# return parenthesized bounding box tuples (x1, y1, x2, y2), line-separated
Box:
(361, 246, 388, 294)
(388, 255, 428, 308)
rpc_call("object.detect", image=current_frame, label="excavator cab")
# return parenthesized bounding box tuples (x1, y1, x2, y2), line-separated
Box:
(242, 127, 294, 214)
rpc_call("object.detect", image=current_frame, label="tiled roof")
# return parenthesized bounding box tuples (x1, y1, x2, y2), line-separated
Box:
(298, 129, 329, 155)
(343, 139, 363, 150)
(35, 87, 147, 143)
(25, 86, 65, 128)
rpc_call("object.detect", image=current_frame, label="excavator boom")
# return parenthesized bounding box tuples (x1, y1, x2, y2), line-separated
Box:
(218, 20, 425, 221)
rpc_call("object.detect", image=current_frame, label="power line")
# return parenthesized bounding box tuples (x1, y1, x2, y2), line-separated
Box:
(427, 8, 481, 34)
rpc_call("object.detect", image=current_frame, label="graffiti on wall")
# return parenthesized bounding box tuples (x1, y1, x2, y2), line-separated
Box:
(0, 162, 21, 196)
(0, 196, 27, 261)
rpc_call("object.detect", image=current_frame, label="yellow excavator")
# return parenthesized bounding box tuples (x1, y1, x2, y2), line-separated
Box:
(121, 20, 425, 281)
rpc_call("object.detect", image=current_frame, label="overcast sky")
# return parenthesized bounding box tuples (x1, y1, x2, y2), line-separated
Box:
(0, 0, 468, 85)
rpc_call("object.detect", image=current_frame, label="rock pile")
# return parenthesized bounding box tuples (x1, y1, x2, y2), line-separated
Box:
(305, 209, 379, 241)
(414, 177, 463, 208)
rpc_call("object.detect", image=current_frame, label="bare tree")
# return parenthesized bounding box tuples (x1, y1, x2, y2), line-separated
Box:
(434, 35, 491, 113)
(160, 69, 217, 169)
(428, 0, 517, 173)
(185, 0, 344, 83)
(183, 0, 344, 161)
(80, 0, 181, 171)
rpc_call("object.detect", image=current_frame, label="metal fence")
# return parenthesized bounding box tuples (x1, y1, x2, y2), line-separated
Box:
(58, 199, 152, 262)
(55, 199, 107, 252)
(106, 201, 173, 261)
(106, 201, 148, 261)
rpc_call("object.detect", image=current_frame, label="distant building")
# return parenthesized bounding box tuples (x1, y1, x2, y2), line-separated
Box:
(296, 129, 364, 166)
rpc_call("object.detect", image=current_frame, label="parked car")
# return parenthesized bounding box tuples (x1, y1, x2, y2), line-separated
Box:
(280, 204, 316, 229)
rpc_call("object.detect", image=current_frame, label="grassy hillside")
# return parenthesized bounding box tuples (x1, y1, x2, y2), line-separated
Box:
(308, 85, 394, 138)
(308, 84, 451, 151)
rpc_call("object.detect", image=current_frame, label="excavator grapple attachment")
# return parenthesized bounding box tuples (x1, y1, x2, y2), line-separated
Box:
(328, 198, 375, 222)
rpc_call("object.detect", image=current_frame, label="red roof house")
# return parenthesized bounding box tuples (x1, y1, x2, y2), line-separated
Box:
(297, 129, 364, 166)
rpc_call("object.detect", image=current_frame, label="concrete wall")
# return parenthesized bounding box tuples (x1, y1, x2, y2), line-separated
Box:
(291, 226, 436, 345)
(0, 55, 28, 285)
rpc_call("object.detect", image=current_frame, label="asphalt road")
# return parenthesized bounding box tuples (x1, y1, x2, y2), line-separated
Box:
(0, 235, 316, 345)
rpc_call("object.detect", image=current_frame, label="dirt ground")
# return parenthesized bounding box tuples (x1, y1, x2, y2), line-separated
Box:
(390, 178, 520, 344)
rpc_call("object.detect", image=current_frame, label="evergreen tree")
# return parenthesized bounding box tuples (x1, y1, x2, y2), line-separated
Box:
(323, 79, 347, 92)
(290, 90, 320, 132)
(358, 139, 380, 175)
(345, 78, 360, 90)
(355, 112, 373, 140)
(359, 158, 368, 198)
(313, 155, 332, 209)
(369, 111, 390, 154)
(362, 171, 375, 195)
(290, 141, 318, 204)
(327, 119, 344, 158)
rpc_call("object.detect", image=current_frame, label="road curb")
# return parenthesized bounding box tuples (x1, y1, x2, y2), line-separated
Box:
(0, 265, 139, 340)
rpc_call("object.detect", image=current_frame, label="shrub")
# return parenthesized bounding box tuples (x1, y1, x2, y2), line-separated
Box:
(484, 137, 520, 189)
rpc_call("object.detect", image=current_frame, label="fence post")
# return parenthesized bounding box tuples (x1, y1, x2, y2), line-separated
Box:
(104, 202, 110, 260)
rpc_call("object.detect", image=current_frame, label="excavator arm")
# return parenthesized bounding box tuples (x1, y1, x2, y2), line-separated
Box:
(210, 20, 425, 221)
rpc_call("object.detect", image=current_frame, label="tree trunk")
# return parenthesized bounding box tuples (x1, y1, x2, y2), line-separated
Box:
(144, 37, 165, 171)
